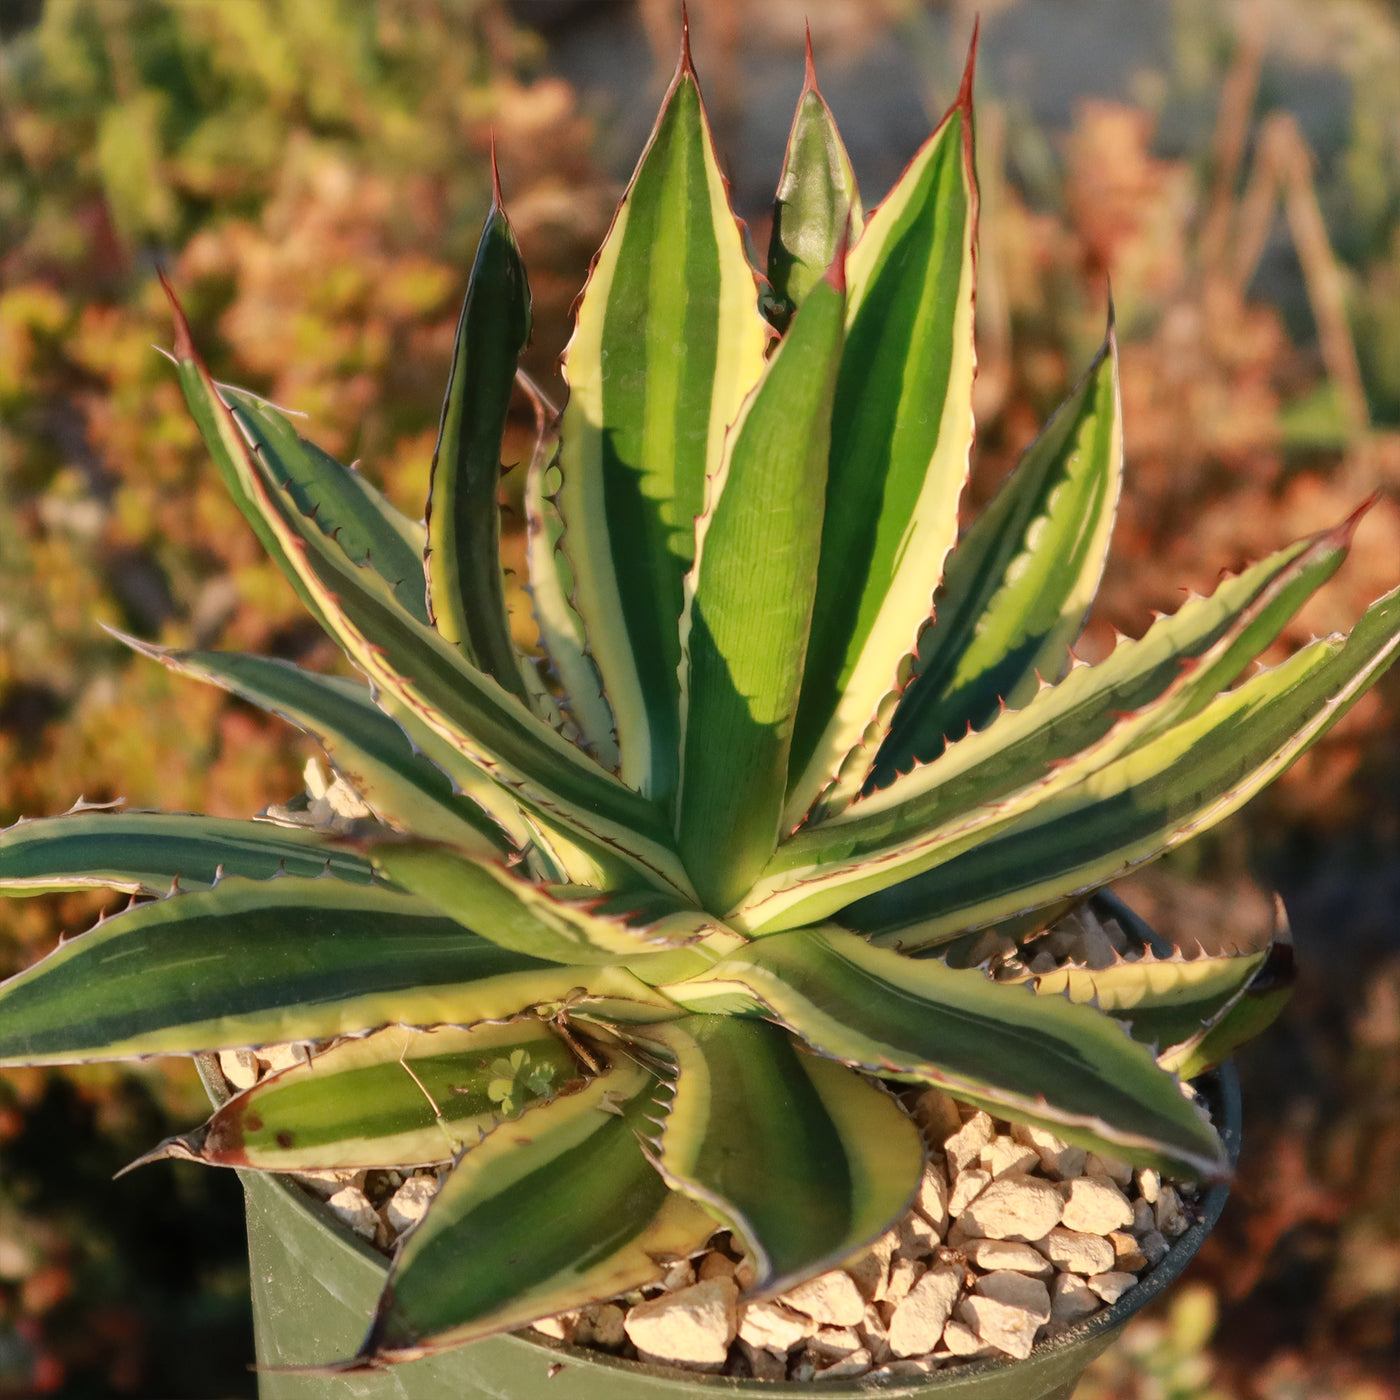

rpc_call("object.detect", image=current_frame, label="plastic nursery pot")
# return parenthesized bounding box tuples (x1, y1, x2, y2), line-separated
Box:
(197, 1057, 1240, 1400)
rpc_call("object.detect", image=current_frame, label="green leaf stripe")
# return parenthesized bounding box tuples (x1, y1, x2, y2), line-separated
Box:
(665, 926, 1227, 1177)
(360, 1055, 715, 1363)
(115, 637, 511, 858)
(784, 80, 978, 827)
(0, 810, 374, 897)
(744, 517, 1359, 933)
(766, 44, 864, 326)
(0, 877, 679, 1065)
(150, 1022, 583, 1172)
(869, 326, 1122, 792)
(425, 188, 534, 694)
(557, 55, 767, 805)
(224, 390, 430, 626)
(677, 269, 847, 911)
(643, 1015, 921, 1292)
(861, 582, 1400, 944)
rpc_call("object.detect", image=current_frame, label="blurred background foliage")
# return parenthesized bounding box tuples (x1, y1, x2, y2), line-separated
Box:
(0, 0, 1397, 1394)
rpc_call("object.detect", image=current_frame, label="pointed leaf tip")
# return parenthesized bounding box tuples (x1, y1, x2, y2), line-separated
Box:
(1335, 491, 1380, 551)
(489, 132, 504, 208)
(679, 1, 694, 75)
(802, 20, 818, 92)
(957, 17, 980, 116)
(157, 270, 197, 363)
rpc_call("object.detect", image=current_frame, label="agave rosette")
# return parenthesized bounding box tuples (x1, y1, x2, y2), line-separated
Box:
(2, 34, 1398, 1367)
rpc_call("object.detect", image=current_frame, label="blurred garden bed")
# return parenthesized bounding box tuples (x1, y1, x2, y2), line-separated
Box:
(2, 0, 1399, 1393)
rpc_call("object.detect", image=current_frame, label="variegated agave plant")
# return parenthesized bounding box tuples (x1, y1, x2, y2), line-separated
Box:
(2, 33, 1398, 1369)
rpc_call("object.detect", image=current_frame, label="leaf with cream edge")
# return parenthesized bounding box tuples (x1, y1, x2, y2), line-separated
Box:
(524, 447, 619, 769)
(677, 258, 847, 912)
(868, 320, 1122, 792)
(1005, 945, 1271, 1059)
(765, 31, 864, 328)
(664, 926, 1227, 1177)
(640, 1015, 922, 1294)
(782, 42, 979, 828)
(0, 877, 680, 1066)
(0, 810, 377, 896)
(162, 286, 693, 897)
(740, 511, 1366, 934)
(424, 157, 537, 702)
(136, 1022, 585, 1173)
(355, 1055, 715, 1367)
(367, 839, 744, 982)
(110, 636, 511, 858)
(220, 389, 430, 626)
(849, 582, 1400, 945)
(556, 26, 768, 808)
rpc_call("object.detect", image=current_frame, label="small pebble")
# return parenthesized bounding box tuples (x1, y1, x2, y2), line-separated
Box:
(1087, 1271, 1137, 1304)
(948, 1167, 992, 1217)
(384, 1174, 438, 1233)
(577, 1303, 626, 1348)
(1049, 1271, 1100, 1327)
(960, 1173, 1065, 1242)
(1060, 1175, 1134, 1234)
(942, 1318, 991, 1355)
(944, 1112, 996, 1173)
(1084, 1152, 1133, 1187)
(1138, 1229, 1170, 1266)
(887, 1263, 963, 1357)
(964, 1239, 1053, 1278)
(916, 1165, 950, 1233)
(625, 1279, 738, 1371)
(780, 1270, 865, 1327)
(737, 1301, 809, 1353)
(325, 1186, 379, 1242)
(1010, 1122, 1087, 1179)
(1041, 1226, 1116, 1276)
(816, 1347, 872, 1379)
(980, 1136, 1041, 1178)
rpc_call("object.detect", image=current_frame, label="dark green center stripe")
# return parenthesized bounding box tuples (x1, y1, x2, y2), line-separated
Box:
(0, 892, 550, 1060)
(0, 814, 375, 891)
(791, 124, 969, 779)
(387, 1087, 670, 1339)
(599, 78, 723, 809)
(677, 1017, 852, 1276)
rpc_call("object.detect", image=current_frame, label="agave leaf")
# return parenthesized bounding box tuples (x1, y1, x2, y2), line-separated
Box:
(868, 324, 1122, 794)
(640, 1015, 921, 1294)
(0, 810, 375, 897)
(556, 41, 768, 807)
(223, 390, 429, 625)
(664, 926, 1226, 1177)
(1005, 946, 1269, 1057)
(743, 516, 1362, 933)
(524, 448, 619, 769)
(143, 1022, 584, 1172)
(368, 841, 743, 980)
(424, 180, 535, 697)
(163, 296, 692, 898)
(853, 582, 1400, 944)
(766, 40, 864, 326)
(115, 638, 511, 858)
(1158, 905, 1295, 1077)
(0, 877, 680, 1066)
(358, 1054, 716, 1364)
(783, 61, 978, 827)
(677, 265, 847, 911)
